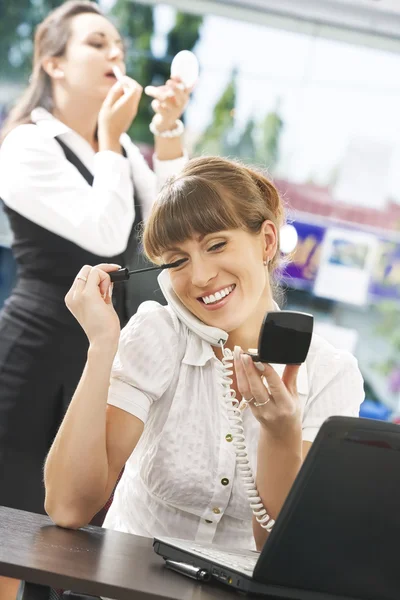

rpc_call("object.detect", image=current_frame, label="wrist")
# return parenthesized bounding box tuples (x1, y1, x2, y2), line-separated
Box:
(260, 419, 302, 446)
(150, 117, 184, 138)
(152, 117, 178, 133)
(88, 338, 119, 362)
(97, 128, 122, 154)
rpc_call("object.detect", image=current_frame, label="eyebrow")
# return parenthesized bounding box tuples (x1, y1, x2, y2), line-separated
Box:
(164, 234, 213, 254)
(89, 31, 124, 44)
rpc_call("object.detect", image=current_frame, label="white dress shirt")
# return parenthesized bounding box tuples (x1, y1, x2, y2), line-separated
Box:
(104, 300, 364, 550)
(0, 108, 187, 256)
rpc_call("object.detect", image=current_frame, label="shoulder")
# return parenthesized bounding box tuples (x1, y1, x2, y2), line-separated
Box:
(306, 333, 362, 389)
(1, 123, 62, 156)
(112, 302, 186, 393)
(119, 301, 184, 353)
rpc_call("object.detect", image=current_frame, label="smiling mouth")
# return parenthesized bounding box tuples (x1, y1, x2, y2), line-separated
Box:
(199, 284, 236, 305)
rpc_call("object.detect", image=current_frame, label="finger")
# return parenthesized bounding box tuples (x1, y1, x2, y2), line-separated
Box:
(144, 85, 174, 101)
(73, 265, 92, 293)
(168, 76, 185, 89)
(113, 83, 142, 111)
(166, 79, 186, 97)
(102, 80, 124, 108)
(240, 354, 272, 403)
(119, 76, 140, 91)
(233, 346, 251, 399)
(260, 362, 287, 398)
(282, 364, 301, 393)
(85, 266, 112, 299)
(104, 283, 114, 306)
(93, 263, 122, 272)
(151, 99, 161, 112)
(153, 102, 173, 115)
(85, 264, 120, 299)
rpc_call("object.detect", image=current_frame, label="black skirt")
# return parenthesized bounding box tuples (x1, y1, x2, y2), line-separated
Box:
(0, 279, 96, 515)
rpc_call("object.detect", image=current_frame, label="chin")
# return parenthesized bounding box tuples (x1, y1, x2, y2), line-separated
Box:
(202, 314, 242, 334)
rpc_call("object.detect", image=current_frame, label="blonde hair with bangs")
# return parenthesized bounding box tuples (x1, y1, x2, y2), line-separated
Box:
(143, 156, 285, 273)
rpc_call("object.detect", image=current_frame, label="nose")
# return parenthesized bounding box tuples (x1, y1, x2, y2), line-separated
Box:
(190, 256, 217, 289)
(108, 45, 124, 61)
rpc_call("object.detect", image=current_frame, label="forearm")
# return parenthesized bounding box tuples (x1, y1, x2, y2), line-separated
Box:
(153, 135, 184, 161)
(253, 425, 303, 549)
(44, 344, 116, 527)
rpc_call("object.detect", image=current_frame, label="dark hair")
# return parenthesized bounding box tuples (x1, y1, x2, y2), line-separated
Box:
(1, 1, 103, 142)
(143, 156, 286, 277)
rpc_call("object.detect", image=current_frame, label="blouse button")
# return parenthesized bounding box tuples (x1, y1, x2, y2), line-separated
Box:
(221, 478, 229, 486)
(225, 434, 233, 442)
(212, 507, 221, 515)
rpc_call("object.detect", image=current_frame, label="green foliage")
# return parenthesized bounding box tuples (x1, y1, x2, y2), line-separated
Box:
(196, 68, 237, 156)
(0, 0, 61, 81)
(196, 73, 284, 169)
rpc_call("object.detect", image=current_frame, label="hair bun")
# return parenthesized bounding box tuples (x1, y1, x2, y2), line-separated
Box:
(247, 167, 284, 227)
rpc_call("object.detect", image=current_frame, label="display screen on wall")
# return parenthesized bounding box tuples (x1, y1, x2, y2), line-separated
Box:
(282, 220, 400, 303)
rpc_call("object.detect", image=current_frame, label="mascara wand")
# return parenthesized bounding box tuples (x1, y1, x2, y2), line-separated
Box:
(109, 258, 188, 283)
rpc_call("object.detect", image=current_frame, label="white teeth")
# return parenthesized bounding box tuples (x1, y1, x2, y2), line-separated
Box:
(202, 285, 235, 305)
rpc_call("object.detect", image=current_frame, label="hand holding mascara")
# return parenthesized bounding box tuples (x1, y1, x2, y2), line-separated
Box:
(109, 258, 188, 283)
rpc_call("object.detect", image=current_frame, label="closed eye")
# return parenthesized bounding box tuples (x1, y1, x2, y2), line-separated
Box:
(168, 257, 188, 270)
(208, 242, 226, 252)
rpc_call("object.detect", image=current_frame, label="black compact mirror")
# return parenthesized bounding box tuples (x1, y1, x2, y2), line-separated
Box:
(247, 311, 314, 365)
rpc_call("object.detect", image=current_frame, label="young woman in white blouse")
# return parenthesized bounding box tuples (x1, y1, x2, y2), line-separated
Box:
(45, 156, 364, 554)
(0, 0, 189, 529)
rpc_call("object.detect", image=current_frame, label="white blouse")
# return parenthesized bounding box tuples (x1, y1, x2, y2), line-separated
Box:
(104, 300, 364, 550)
(0, 108, 187, 256)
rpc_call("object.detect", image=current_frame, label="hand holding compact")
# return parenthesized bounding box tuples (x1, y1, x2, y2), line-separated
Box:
(234, 347, 302, 436)
(65, 264, 121, 350)
(145, 77, 191, 133)
(145, 50, 198, 133)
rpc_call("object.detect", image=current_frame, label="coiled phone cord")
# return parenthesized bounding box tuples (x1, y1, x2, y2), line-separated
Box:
(219, 342, 275, 532)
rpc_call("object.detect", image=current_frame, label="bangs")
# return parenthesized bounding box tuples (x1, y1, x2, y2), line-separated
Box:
(143, 177, 244, 261)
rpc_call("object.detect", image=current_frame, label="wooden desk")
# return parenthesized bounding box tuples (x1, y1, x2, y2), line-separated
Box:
(0, 506, 281, 600)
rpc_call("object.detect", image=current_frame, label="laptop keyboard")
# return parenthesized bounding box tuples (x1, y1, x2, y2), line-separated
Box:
(160, 537, 259, 575)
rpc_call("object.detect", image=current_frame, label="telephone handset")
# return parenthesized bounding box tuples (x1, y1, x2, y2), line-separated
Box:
(157, 270, 228, 346)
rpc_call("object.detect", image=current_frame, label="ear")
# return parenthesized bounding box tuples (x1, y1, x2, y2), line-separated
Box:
(260, 219, 278, 262)
(42, 56, 65, 80)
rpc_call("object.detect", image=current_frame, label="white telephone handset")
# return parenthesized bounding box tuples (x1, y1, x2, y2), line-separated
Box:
(157, 269, 275, 532)
(157, 270, 228, 346)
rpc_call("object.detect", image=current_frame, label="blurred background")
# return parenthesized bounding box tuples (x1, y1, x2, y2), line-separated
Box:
(1, 0, 399, 421)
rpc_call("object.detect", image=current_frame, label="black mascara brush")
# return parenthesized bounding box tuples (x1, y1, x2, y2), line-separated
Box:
(109, 258, 188, 283)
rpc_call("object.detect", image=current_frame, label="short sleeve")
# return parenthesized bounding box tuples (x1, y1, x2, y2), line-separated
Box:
(107, 302, 180, 423)
(302, 350, 364, 443)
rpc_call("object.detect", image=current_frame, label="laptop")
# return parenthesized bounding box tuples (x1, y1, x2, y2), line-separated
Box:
(154, 416, 400, 599)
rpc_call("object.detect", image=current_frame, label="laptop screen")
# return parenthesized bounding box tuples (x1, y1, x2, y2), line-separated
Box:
(254, 418, 400, 600)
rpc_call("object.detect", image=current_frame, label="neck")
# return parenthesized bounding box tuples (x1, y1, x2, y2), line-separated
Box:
(52, 91, 102, 148)
(226, 288, 276, 354)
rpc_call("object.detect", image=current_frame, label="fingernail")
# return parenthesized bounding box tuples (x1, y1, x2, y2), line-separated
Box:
(108, 284, 113, 298)
(234, 345, 241, 361)
(111, 264, 121, 268)
(241, 354, 250, 365)
(255, 362, 265, 372)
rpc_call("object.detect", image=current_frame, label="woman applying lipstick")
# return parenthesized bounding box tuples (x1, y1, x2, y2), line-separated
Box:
(0, 0, 190, 552)
(45, 156, 364, 555)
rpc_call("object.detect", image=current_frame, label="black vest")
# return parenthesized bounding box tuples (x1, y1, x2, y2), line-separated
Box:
(2, 136, 164, 327)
